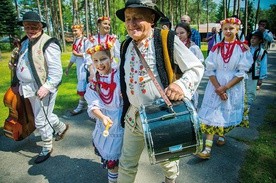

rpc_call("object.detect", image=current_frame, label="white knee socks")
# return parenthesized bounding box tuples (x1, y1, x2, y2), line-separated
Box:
(108, 170, 118, 183)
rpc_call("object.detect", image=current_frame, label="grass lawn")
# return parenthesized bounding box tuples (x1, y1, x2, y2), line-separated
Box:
(0, 47, 79, 128)
(239, 104, 276, 182)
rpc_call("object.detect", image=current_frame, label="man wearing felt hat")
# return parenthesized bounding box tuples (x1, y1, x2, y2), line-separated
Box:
(116, 0, 204, 182)
(9, 11, 69, 164)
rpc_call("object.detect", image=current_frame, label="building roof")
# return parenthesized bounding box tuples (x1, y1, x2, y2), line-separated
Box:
(193, 23, 221, 33)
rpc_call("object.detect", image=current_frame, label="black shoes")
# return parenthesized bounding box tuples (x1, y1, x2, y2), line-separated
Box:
(55, 124, 69, 141)
(34, 149, 53, 164)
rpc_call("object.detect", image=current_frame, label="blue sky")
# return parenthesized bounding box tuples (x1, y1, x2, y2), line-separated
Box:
(214, 0, 276, 10)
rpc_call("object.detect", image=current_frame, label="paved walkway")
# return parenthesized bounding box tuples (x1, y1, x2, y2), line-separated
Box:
(0, 50, 275, 183)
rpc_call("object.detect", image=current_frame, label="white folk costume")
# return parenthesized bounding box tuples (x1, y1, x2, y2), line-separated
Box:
(16, 33, 67, 159)
(198, 40, 253, 133)
(181, 39, 204, 109)
(118, 28, 204, 183)
(70, 36, 90, 95)
(84, 65, 124, 168)
(188, 41, 204, 63)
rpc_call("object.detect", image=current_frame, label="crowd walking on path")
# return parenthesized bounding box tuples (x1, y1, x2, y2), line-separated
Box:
(2, 0, 275, 182)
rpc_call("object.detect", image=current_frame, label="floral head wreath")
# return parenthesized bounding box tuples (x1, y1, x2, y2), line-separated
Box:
(220, 17, 241, 26)
(87, 41, 114, 55)
(97, 16, 110, 22)
(71, 24, 84, 29)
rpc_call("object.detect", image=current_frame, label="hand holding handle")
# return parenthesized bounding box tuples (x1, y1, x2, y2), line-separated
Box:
(103, 119, 112, 137)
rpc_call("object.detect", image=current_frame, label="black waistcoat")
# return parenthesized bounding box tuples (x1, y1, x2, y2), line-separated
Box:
(119, 28, 175, 126)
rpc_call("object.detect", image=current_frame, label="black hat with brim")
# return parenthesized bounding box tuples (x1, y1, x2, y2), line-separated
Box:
(252, 31, 263, 40)
(116, 0, 165, 23)
(159, 17, 171, 24)
(17, 11, 47, 28)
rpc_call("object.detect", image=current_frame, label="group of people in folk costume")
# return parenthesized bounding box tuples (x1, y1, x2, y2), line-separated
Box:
(9, 0, 272, 182)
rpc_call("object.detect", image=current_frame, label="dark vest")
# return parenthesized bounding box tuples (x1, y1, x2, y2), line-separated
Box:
(119, 28, 175, 126)
(249, 47, 267, 80)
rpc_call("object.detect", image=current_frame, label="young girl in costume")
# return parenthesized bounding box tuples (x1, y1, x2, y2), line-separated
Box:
(175, 22, 204, 109)
(197, 17, 253, 159)
(87, 16, 120, 79)
(84, 42, 124, 183)
(65, 24, 90, 115)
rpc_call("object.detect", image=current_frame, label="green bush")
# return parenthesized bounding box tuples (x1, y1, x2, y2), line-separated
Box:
(0, 43, 11, 51)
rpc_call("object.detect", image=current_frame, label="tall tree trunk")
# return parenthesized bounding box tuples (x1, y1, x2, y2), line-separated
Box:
(105, 0, 109, 17)
(223, 0, 227, 19)
(245, 0, 248, 36)
(169, 0, 173, 28)
(58, 0, 66, 51)
(237, 0, 240, 17)
(88, 0, 92, 35)
(227, 0, 230, 17)
(49, 0, 60, 40)
(233, 0, 237, 16)
(161, 0, 164, 14)
(37, 0, 42, 17)
(207, 0, 209, 34)
(197, 0, 200, 30)
(101, 0, 104, 16)
(44, 0, 51, 36)
(14, 0, 20, 20)
(14, 0, 22, 37)
(184, 0, 188, 15)
(177, 0, 181, 23)
(73, 0, 80, 24)
(255, 0, 260, 30)
(85, 0, 89, 37)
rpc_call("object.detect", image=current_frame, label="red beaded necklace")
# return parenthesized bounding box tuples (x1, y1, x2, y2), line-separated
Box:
(72, 37, 83, 53)
(95, 69, 117, 104)
(98, 33, 109, 45)
(221, 41, 236, 63)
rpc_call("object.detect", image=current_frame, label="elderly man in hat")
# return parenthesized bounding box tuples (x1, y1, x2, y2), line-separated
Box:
(116, 0, 204, 182)
(9, 11, 69, 164)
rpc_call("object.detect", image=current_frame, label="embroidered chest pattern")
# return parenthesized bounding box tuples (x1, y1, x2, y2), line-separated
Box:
(128, 39, 150, 95)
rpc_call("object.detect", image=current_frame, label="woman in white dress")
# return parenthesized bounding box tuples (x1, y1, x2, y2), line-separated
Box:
(196, 17, 253, 159)
(87, 16, 121, 78)
(175, 22, 204, 109)
(84, 41, 123, 183)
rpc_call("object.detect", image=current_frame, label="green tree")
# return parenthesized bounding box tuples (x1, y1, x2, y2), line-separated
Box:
(257, 4, 276, 34)
(0, 0, 18, 38)
(267, 5, 276, 34)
